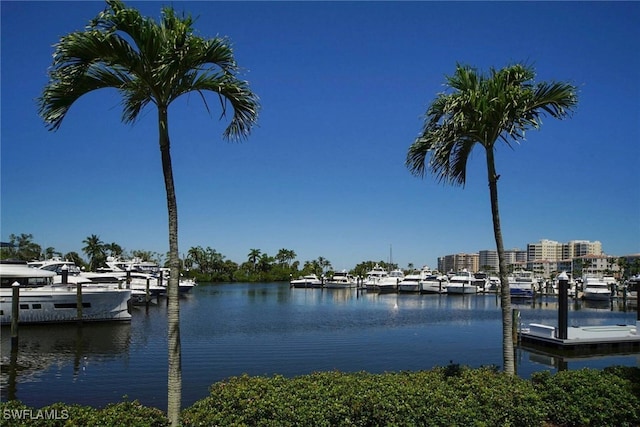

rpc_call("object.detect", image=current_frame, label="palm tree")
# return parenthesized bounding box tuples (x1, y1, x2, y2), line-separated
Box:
(248, 249, 262, 271)
(37, 1, 259, 424)
(406, 63, 577, 375)
(82, 234, 105, 271)
(6, 233, 42, 261)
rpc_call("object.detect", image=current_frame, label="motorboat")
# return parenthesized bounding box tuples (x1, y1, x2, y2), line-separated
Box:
(28, 257, 82, 276)
(363, 264, 389, 292)
(487, 276, 501, 293)
(624, 275, 639, 299)
(582, 275, 612, 301)
(419, 267, 447, 294)
(1, 262, 131, 324)
(399, 266, 438, 293)
(376, 269, 404, 293)
(398, 272, 421, 293)
(446, 270, 477, 294)
(290, 274, 322, 288)
(324, 270, 357, 289)
(473, 272, 490, 293)
(28, 257, 166, 302)
(420, 275, 447, 294)
(508, 270, 536, 298)
(102, 257, 195, 294)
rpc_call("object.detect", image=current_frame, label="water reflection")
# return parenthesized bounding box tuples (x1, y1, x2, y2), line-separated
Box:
(2, 283, 637, 410)
(0, 323, 131, 402)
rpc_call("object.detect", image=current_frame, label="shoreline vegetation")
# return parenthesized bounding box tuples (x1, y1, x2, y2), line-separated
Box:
(2, 365, 638, 426)
(3, 234, 640, 285)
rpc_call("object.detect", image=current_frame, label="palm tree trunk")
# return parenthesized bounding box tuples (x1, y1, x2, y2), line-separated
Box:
(159, 106, 182, 425)
(486, 148, 515, 375)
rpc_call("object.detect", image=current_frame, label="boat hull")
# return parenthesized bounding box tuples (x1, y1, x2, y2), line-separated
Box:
(398, 282, 420, 293)
(0, 287, 131, 324)
(324, 282, 356, 289)
(510, 285, 534, 298)
(446, 285, 477, 294)
(420, 281, 446, 294)
(582, 291, 611, 301)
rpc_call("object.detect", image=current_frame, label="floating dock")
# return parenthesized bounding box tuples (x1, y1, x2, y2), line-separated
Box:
(518, 321, 640, 355)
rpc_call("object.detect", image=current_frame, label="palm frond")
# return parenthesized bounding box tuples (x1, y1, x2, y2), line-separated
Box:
(407, 63, 577, 186)
(40, 0, 259, 138)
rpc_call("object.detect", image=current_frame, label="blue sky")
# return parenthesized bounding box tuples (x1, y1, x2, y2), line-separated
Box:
(1, 1, 639, 270)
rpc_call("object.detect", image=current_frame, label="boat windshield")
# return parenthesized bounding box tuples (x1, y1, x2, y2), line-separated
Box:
(1, 275, 52, 288)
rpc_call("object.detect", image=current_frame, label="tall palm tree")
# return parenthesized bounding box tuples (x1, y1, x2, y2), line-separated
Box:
(248, 248, 262, 271)
(406, 63, 577, 375)
(82, 234, 105, 271)
(37, 1, 259, 424)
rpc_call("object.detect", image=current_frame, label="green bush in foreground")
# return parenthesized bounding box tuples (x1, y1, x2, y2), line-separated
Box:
(0, 399, 168, 427)
(1, 366, 638, 426)
(532, 366, 640, 427)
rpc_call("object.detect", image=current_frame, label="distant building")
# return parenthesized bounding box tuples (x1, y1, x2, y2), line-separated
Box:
(437, 239, 625, 278)
(479, 250, 498, 272)
(565, 240, 603, 259)
(479, 249, 526, 273)
(527, 239, 561, 261)
(438, 253, 479, 274)
(523, 239, 604, 278)
(572, 254, 620, 278)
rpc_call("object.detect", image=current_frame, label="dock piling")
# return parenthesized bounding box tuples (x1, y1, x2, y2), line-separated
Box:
(76, 283, 83, 325)
(61, 264, 69, 285)
(11, 282, 20, 347)
(557, 272, 569, 340)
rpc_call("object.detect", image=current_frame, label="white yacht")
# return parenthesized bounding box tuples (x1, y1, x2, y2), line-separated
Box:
(446, 270, 477, 294)
(324, 270, 356, 289)
(1, 262, 131, 324)
(582, 275, 612, 301)
(376, 269, 404, 293)
(399, 265, 436, 293)
(419, 267, 447, 294)
(290, 274, 322, 288)
(363, 264, 389, 292)
(102, 256, 195, 294)
(398, 272, 421, 293)
(624, 275, 639, 299)
(509, 270, 536, 298)
(29, 257, 165, 303)
(473, 272, 490, 293)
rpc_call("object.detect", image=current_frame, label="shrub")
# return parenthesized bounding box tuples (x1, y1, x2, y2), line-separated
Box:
(181, 368, 547, 426)
(2, 366, 638, 426)
(0, 399, 168, 427)
(532, 367, 640, 427)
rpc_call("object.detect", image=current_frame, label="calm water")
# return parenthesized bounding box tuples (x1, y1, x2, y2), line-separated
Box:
(1, 282, 639, 410)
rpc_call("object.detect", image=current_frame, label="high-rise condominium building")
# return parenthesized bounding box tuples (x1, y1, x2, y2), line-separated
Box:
(527, 239, 563, 261)
(479, 249, 526, 272)
(438, 253, 479, 274)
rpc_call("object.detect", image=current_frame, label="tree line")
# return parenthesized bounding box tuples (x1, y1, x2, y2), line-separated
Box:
(0, 232, 403, 282)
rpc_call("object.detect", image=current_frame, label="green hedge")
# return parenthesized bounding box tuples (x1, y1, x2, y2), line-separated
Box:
(1, 366, 638, 426)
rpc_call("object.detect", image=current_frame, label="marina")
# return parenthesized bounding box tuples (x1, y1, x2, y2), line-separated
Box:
(1, 282, 638, 410)
(0, 263, 132, 325)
